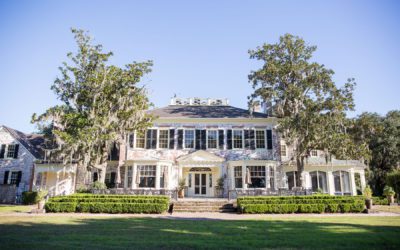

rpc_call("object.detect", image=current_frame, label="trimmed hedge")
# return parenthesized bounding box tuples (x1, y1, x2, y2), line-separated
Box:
(372, 196, 389, 205)
(22, 192, 41, 205)
(45, 194, 169, 214)
(238, 195, 365, 214)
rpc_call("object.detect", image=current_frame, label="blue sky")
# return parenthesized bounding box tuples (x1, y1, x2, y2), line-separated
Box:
(0, 0, 399, 133)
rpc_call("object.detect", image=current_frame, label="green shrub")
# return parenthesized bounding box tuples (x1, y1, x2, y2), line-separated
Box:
(90, 181, 107, 191)
(22, 190, 48, 205)
(238, 195, 365, 214)
(45, 194, 169, 214)
(372, 197, 389, 205)
(45, 202, 77, 212)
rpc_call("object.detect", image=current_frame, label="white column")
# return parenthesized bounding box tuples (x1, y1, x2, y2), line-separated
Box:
(350, 168, 357, 196)
(327, 171, 335, 195)
(124, 166, 128, 188)
(266, 165, 270, 189)
(230, 165, 235, 189)
(55, 172, 59, 195)
(155, 164, 160, 189)
(360, 170, 366, 191)
(132, 164, 137, 189)
(242, 164, 246, 189)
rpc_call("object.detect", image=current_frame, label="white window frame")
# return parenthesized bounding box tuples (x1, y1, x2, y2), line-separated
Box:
(311, 150, 318, 157)
(184, 129, 195, 149)
(158, 129, 170, 149)
(255, 129, 266, 149)
(232, 129, 244, 149)
(134, 130, 146, 149)
(206, 130, 218, 149)
(5, 144, 17, 159)
(281, 144, 287, 157)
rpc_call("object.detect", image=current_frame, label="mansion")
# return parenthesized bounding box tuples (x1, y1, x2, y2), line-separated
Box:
(0, 97, 367, 202)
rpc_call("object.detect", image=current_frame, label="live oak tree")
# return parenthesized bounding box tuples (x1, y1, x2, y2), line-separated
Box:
(32, 29, 153, 183)
(248, 34, 369, 187)
(351, 111, 400, 195)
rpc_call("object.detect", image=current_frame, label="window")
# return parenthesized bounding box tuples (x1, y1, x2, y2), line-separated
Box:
(184, 130, 195, 149)
(310, 171, 328, 193)
(138, 165, 156, 188)
(146, 129, 157, 149)
(233, 130, 243, 149)
(333, 171, 351, 195)
(127, 166, 133, 188)
(269, 167, 275, 190)
(311, 150, 318, 157)
(105, 172, 116, 188)
(234, 167, 243, 188)
(188, 173, 192, 188)
(9, 171, 19, 185)
(248, 166, 266, 188)
(159, 130, 169, 149)
(207, 130, 218, 149)
(135, 131, 145, 148)
(6, 144, 16, 158)
(209, 174, 212, 188)
(255, 130, 265, 149)
(35, 172, 42, 187)
(286, 171, 298, 190)
(281, 144, 287, 157)
(160, 166, 167, 188)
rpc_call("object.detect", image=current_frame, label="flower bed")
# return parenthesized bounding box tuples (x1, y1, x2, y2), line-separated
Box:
(45, 194, 169, 214)
(237, 195, 365, 214)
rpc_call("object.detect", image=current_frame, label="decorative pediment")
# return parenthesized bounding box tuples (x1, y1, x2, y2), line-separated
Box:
(177, 150, 224, 164)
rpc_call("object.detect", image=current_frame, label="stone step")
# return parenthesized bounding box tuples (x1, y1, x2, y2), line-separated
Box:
(173, 203, 234, 207)
(173, 208, 236, 213)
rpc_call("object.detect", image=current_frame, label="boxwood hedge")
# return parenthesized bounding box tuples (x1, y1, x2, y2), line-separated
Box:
(45, 194, 169, 214)
(238, 195, 365, 214)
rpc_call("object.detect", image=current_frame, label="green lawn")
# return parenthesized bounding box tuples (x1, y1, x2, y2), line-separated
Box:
(0, 205, 33, 213)
(0, 215, 399, 249)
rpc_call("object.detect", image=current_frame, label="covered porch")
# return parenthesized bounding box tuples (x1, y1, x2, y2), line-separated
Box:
(33, 162, 77, 197)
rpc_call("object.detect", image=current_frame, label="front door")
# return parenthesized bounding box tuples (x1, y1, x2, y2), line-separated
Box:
(194, 173, 207, 195)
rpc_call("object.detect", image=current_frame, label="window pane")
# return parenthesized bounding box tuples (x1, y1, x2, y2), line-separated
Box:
(255, 130, 265, 148)
(333, 171, 341, 193)
(287, 171, 295, 190)
(318, 171, 327, 193)
(281, 145, 287, 157)
(248, 166, 266, 188)
(138, 165, 156, 188)
(159, 130, 169, 149)
(341, 171, 351, 194)
(234, 166, 242, 188)
(184, 130, 195, 148)
(136, 131, 145, 148)
(310, 171, 318, 191)
(207, 130, 218, 149)
(7, 145, 15, 158)
(233, 130, 243, 149)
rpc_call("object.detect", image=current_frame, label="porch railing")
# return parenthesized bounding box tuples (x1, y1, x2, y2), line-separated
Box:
(228, 188, 313, 201)
(92, 188, 179, 200)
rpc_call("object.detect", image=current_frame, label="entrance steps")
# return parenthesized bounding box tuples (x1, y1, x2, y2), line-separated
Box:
(172, 199, 236, 213)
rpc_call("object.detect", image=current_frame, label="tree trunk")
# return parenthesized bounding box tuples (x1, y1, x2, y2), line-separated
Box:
(296, 156, 305, 188)
(98, 163, 107, 183)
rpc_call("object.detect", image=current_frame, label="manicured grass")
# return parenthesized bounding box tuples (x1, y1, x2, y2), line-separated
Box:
(374, 205, 400, 214)
(0, 215, 399, 249)
(0, 205, 33, 213)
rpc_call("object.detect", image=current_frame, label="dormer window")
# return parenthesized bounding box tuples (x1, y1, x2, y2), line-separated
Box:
(311, 150, 318, 157)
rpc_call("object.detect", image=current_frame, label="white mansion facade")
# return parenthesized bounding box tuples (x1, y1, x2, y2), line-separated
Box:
(0, 97, 367, 202)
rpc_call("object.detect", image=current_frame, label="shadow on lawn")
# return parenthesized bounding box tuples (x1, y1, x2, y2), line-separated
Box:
(0, 217, 399, 249)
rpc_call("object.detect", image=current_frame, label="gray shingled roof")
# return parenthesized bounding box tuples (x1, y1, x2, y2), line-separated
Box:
(149, 105, 269, 119)
(1, 125, 44, 159)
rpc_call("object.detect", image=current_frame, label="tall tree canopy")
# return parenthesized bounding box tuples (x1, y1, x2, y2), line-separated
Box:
(352, 111, 400, 195)
(32, 29, 153, 183)
(248, 34, 369, 187)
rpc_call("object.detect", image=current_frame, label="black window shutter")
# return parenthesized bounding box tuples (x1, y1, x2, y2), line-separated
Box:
(110, 172, 116, 185)
(195, 130, 201, 150)
(201, 130, 207, 150)
(218, 130, 224, 149)
(267, 129, 273, 149)
(16, 171, 22, 187)
(3, 170, 9, 184)
(249, 129, 255, 150)
(227, 130, 232, 149)
(146, 130, 152, 149)
(177, 129, 184, 149)
(129, 134, 135, 148)
(244, 130, 250, 149)
(93, 172, 98, 182)
(152, 130, 158, 149)
(13, 144, 19, 159)
(169, 129, 175, 149)
(0, 144, 5, 158)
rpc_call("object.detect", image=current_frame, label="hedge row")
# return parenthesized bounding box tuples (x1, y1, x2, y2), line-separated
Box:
(45, 195, 169, 214)
(238, 196, 365, 214)
(372, 197, 389, 205)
